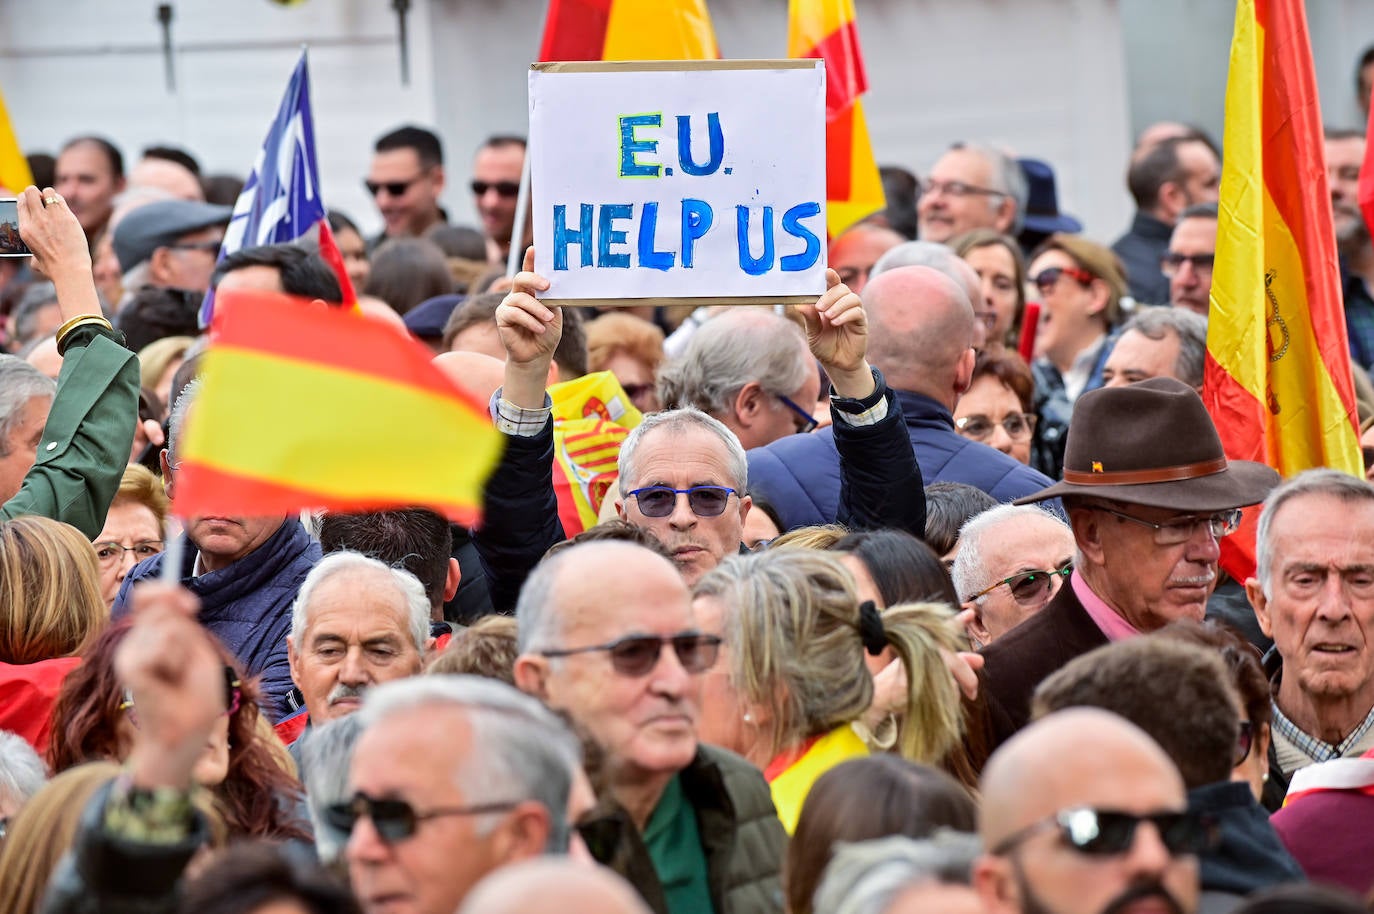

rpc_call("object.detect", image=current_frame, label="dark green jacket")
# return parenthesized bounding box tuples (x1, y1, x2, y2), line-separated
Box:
(2, 325, 138, 539)
(580, 745, 787, 914)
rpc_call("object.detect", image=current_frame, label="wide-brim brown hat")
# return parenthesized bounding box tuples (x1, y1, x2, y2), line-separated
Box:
(1015, 376, 1281, 512)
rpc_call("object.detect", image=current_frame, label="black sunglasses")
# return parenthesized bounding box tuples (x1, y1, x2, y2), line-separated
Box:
(994, 806, 1216, 857)
(364, 176, 423, 197)
(471, 179, 521, 198)
(539, 633, 722, 677)
(628, 485, 736, 518)
(325, 792, 519, 844)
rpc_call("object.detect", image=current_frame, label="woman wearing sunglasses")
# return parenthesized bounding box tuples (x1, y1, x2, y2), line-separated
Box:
(1025, 234, 1127, 478)
(693, 549, 966, 833)
(47, 617, 309, 842)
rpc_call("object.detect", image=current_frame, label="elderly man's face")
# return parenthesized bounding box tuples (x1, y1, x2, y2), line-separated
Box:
(1071, 501, 1221, 632)
(532, 549, 704, 782)
(918, 148, 1012, 243)
(1165, 217, 1216, 317)
(1101, 329, 1183, 389)
(0, 393, 51, 502)
(288, 566, 427, 725)
(347, 707, 522, 914)
(1327, 136, 1366, 249)
(617, 425, 751, 586)
(981, 737, 1200, 914)
(966, 517, 1075, 645)
(1249, 492, 1374, 720)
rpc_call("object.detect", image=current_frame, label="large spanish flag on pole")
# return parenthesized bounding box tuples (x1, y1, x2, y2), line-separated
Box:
(788, 0, 885, 238)
(538, 0, 718, 62)
(1204, 0, 1362, 579)
(0, 86, 32, 194)
(175, 289, 502, 526)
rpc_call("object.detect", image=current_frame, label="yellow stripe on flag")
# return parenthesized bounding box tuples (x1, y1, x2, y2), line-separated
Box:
(185, 346, 503, 509)
(0, 86, 33, 194)
(787, 0, 855, 52)
(604, 0, 718, 61)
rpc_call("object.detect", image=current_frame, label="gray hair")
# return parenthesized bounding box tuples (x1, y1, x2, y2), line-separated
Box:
(0, 357, 55, 458)
(945, 142, 1029, 235)
(358, 674, 582, 852)
(617, 407, 748, 496)
(298, 714, 364, 863)
(869, 241, 972, 288)
(166, 376, 201, 463)
(0, 730, 46, 811)
(12, 283, 58, 347)
(951, 504, 1073, 601)
(1255, 469, 1374, 599)
(1116, 307, 1209, 388)
(812, 832, 982, 914)
(1179, 202, 1219, 222)
(655, 310, 809, 417)
(291, 550, 430, 653)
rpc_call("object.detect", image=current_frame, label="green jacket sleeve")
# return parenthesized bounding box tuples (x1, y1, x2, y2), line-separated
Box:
(1, 326, 139, 539)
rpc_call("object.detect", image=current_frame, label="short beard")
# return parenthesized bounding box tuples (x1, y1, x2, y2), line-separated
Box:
(1011, 855, 1187, 914)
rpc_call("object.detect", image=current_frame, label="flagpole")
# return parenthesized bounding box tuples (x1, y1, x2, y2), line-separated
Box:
(159, 528, 186, 585)
(506, 149, 532, 278)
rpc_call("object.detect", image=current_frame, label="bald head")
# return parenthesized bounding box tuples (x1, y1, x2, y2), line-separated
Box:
(979, 708, 1184, 848)
(458, 859, 652, 914)
(829, 223, 907, 293)
(862, 265, 976, 403)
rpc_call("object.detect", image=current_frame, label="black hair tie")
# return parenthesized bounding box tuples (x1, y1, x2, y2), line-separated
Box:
(858, 600, 887, 656)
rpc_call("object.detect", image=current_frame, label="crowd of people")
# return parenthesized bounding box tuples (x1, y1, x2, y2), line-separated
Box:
(3, 44, 1374, 914)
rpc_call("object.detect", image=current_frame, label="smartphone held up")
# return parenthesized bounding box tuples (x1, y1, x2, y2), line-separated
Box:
(0, 198, 31, 257)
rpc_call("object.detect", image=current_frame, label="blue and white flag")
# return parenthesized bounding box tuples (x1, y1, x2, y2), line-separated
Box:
(201, 50, 327, 327)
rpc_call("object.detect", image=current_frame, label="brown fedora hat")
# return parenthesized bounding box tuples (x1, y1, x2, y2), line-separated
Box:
(1015, 376, 1280, 511)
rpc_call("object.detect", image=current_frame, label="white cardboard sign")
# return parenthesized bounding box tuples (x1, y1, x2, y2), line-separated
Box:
(528, 60, 827, 306)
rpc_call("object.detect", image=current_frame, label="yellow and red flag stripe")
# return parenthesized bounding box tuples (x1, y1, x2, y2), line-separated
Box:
(176, 289, 502, 526)
(549, 370, 643, 535)
(538, 0, 719, 62)
(788, 0, 885, 238)
(1203, 0, 1361, 580)
(0, 85, 32, 194)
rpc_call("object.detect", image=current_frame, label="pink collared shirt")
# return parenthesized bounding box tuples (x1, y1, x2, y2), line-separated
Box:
(1071, 569, 1141, 642)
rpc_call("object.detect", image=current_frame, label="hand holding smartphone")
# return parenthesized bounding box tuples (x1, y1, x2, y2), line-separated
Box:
(0, 197, 31, 257)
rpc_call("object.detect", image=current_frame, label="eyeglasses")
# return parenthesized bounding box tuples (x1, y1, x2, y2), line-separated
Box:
(364, 176, 423, 197)
(968, 562, 1073, 606)
(93, 540, 164, 566)
(1090, 505, 1242, 546)
(955, 412, 1037, 442)
(627, 485, 737, 518)
(992, 806, 1216, 857)
(470, 179, 521, 198)
(167, 240, 223, 254)
(120, 665, 242, 728)
(1030, 265, 1097, 294)
(1234, 720, 1254, 767)
(1161, 252, 1214, 278)
(774, 392, 819, 434)
(325, 792, 520, 844)
(539, 633, 722, 677)
(919, 178, 1006, 200)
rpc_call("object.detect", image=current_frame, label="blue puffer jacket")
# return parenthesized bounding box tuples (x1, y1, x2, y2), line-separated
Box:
(748, 389, 1055, 532)
(113, 519, 320, 723)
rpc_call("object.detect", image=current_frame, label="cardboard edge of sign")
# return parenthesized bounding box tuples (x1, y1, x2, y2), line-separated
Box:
(543, 296, 820, 309)
(531, 59, 821, 74)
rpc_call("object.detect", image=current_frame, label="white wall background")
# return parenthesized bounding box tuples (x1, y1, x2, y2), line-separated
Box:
(0, 0, 1370, 246)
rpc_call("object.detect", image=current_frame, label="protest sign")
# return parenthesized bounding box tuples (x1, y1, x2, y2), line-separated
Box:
(529, 59, 827, 307)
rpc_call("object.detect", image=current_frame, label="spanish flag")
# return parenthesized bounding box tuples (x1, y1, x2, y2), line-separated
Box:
(538, 0, 718, 62)
(788, 0, 885, 238)
(550, 371, 643, 535)
(175, 289, 502, 526)
(0, 86, 32, 194)
(1204, 0, 1362, 580)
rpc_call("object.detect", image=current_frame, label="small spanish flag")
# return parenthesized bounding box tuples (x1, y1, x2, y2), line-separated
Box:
(788, 0, 885, 238)
(175, 289, 502, 525)
(539, 0, 718, 62)
(1203, 0, 1362, 581)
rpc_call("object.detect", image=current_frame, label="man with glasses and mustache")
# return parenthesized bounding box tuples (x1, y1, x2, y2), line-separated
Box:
(513, 540, 787, 914)
(917, 142, 1027, 244)
(977, 377, 1280, 749)
(974, 708, 1207, 914)
(953, 504, 1076, 647)
(366, 125, 447, 245)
